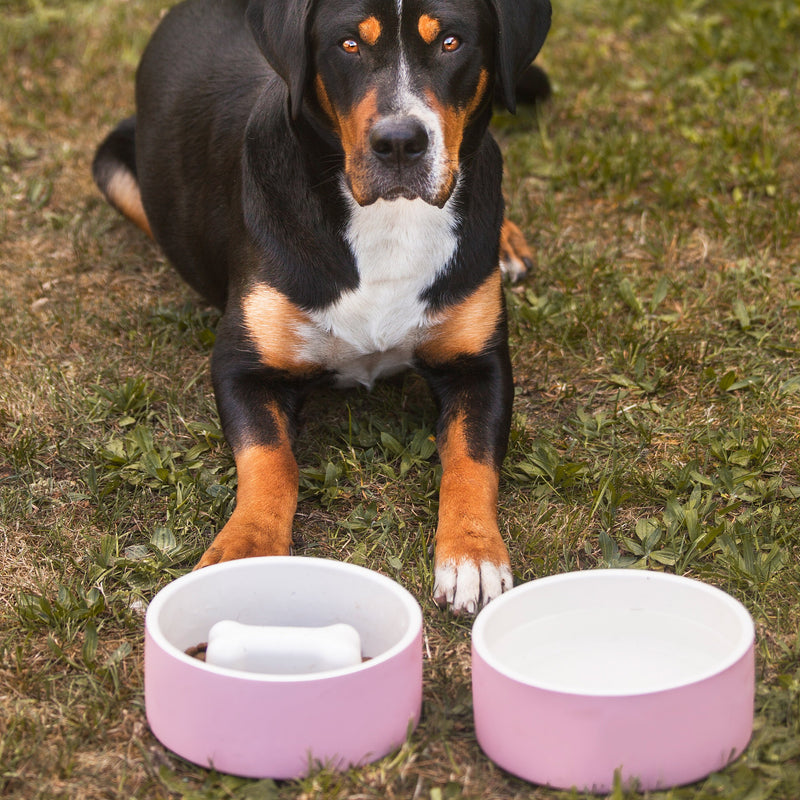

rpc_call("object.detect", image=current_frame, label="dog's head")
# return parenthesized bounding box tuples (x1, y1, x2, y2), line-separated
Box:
(247, 0, 551, 207)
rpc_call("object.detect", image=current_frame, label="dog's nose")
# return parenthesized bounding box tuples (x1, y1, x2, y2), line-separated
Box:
(369, 117, 429, 166)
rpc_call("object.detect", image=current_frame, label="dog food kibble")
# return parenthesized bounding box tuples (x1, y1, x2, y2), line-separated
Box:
(185, 642, 207, 661)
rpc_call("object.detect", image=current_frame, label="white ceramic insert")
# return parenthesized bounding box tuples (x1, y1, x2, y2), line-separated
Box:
(204, 620, 363, 674)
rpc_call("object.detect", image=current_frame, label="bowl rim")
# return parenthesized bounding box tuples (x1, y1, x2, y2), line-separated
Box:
(145, 556, 423, 683)
(472, 568, 755, 697)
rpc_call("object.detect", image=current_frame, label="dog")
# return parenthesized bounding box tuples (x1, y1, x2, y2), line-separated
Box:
(92, 0, 551, 614)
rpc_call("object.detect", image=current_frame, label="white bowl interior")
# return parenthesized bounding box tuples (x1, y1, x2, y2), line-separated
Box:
(147, 557, 421, 675)
(474, 570, 754, 695)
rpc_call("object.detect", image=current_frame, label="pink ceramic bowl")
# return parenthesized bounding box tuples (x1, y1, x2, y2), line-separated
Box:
(472, 569, 755, 792)
(145, 557, 423, 779)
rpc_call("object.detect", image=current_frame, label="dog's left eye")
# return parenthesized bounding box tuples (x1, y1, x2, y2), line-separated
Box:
(442, 35, 461, 52)
(342, 39, 360, 54)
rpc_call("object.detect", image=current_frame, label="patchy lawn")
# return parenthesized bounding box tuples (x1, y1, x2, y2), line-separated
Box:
(1, 0, 799, 798)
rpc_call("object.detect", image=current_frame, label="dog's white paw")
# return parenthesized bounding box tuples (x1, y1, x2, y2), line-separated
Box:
(433, 559, 514, 615)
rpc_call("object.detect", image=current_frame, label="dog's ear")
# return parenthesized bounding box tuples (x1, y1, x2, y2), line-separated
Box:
(246, 0, 313, 118)
(488, 0, 551, 113)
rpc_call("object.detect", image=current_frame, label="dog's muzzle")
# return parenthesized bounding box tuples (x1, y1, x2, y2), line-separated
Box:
(355, 114, 449, 206)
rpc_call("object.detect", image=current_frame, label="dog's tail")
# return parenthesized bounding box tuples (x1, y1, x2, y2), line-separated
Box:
(514, 63, 551, 106)
(92, 116, 153, 238)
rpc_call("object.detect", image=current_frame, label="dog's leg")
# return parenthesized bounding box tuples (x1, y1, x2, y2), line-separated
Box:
(417, 270, 514, 614)
(499, 218, 533, 282)
(194, 403, 299, 568)
(432, 410, 512, 613)
(195, 312, 307, 569)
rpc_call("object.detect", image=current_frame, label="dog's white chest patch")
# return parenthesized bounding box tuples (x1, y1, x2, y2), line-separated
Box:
(300, 195, 459, 387)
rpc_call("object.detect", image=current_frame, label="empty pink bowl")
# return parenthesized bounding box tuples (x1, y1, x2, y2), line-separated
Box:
(472, 569, 755, 792)
(145, 557, 423, 779)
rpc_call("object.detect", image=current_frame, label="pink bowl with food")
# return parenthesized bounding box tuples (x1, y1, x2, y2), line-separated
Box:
(145, 557, 423, 779)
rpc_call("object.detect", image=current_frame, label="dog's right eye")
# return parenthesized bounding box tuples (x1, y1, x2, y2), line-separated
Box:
(442, 35, 461, 53)
(342, 39, 360, 54)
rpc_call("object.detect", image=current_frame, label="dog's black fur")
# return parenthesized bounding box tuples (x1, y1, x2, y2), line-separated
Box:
(93, 0, 551, 613)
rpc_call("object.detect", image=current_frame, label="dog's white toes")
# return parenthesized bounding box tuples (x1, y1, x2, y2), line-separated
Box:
(434, 560, 514, 615)
(433, 562, 457, 608)
(451, 561, 481, 615)
(479, 561, 514, 606)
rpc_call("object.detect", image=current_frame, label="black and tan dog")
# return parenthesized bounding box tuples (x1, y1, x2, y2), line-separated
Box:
(92, 0, 551, 614)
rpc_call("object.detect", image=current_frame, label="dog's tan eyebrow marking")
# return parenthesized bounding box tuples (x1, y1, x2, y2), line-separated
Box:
(358, 16, 382, 46)
(418, 14, 441, 44)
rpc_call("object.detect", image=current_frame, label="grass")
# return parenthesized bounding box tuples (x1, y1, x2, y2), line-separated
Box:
(1, 0, 799, 797)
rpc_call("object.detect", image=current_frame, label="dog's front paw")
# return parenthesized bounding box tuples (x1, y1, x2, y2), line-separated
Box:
(194, 515, 292, 570)
(433, 557, 513, 615)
